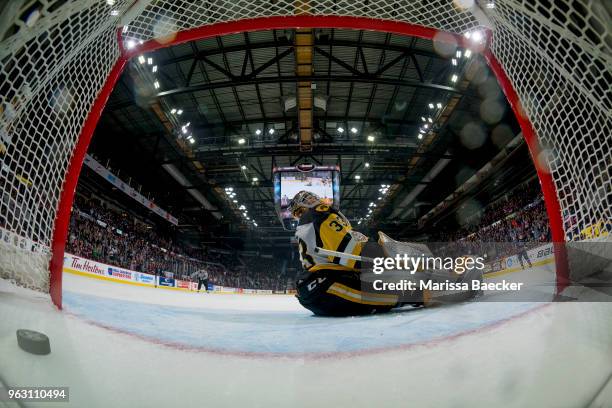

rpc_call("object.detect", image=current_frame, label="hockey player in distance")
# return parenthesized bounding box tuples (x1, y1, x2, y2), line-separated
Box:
(193, 268, 209, 293)
(516, 232, 533, 270)
(289, 191, 483, 316)
(289, 191, 404, 316)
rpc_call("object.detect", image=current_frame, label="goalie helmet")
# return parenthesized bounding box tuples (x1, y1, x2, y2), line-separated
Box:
(288, 191, 322, 218)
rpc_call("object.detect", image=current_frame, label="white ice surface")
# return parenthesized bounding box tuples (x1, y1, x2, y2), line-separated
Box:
(0, 267, 611, 408)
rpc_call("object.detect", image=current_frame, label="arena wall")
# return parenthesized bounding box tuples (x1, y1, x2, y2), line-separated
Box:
(62, 253, 288, 295)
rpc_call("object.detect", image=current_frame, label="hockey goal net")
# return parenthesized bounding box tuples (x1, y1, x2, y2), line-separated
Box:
(0, 0, 610, 307)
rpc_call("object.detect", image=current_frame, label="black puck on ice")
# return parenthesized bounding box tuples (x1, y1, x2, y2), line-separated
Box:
(16, 329, 51, 355)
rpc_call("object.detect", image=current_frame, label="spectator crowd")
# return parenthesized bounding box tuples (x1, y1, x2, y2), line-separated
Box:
(432, 180, 552, 260)
(66, 194, 292, 290)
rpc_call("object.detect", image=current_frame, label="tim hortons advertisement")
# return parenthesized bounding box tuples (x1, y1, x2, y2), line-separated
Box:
(64, 254, 108, 277)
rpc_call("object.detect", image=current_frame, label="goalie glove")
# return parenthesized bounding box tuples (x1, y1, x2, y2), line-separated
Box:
(377, 231, 432, 258)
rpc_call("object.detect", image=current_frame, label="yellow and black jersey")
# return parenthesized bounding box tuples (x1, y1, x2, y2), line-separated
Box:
(295, 204, 365, 275)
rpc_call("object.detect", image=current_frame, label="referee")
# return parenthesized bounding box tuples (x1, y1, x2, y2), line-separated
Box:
(195, 268, 209, 293)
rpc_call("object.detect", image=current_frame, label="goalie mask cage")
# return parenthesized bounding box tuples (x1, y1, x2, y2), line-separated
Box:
(0, 0, 609, 308)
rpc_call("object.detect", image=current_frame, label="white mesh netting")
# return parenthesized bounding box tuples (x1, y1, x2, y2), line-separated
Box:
(487, 0, 611, 240)
(0, 0, 126, 291)
(0, 0, 609, 294)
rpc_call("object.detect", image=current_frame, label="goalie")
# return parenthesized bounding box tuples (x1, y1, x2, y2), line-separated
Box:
(289, 191, 404, 316)
(289, 191, 483, 316)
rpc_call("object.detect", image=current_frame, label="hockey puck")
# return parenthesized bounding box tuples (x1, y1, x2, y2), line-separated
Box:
(16, 329, 51, 355)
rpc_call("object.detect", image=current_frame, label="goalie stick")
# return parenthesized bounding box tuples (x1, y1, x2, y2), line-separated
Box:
(312, 233, 432, 263)
(312, 247, 375, 262)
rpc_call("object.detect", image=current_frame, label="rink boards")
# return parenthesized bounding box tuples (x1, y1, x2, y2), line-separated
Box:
(63, 253, 293, 295)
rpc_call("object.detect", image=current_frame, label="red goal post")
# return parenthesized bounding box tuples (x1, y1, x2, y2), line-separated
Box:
(0, 1, 609, 308)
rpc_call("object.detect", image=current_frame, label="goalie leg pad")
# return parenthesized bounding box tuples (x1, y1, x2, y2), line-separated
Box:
(296, 270, 399, 316)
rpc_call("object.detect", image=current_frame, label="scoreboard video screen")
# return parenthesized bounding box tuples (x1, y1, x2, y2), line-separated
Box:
(273, 164, 340, 230)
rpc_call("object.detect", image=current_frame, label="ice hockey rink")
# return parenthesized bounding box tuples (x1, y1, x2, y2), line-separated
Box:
(1, 0, 611, 406)
(1, 264, 611, 408)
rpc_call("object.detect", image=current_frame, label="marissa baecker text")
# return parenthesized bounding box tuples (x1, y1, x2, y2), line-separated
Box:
(372, 280, 524, 292)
